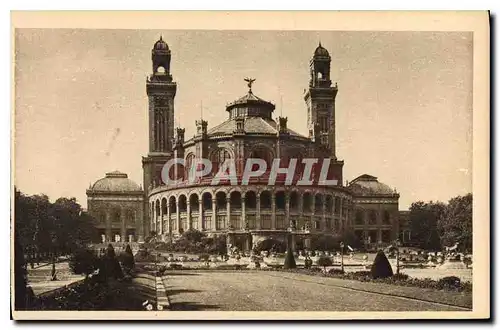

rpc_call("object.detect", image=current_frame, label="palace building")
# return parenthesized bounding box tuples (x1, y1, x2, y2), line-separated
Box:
(88, 37, 403, 250)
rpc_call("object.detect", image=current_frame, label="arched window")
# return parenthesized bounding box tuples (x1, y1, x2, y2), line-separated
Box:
(245, 191, 257, 209)
(249, 147, 273, 170)
(202, 192, 212, 210)
(178, 195, 187, 212)
(161, 198, 167, 215)
(260, 191, 272, 209)
(99, 212, 106, 224)
(383, 210, 391, 224)
(314, 194, 323, 213)
(189, 194, 199, 213)
(355, 210, 364, 225)
(275, 191, 286, 210)
(215, 191, 227, 211)
(168, 196, 176, 213)
(303, 193, 312, 213)
(230, 191, 242, 209)
(185, 153, 195, 179)
(289, 191, 299, 211)
(369, 210, 377, 225)
(211, 148, 231, 174)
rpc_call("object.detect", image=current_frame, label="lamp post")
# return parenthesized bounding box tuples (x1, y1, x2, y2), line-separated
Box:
(395, 239, 401, 275)
(340, 241, 345, 273)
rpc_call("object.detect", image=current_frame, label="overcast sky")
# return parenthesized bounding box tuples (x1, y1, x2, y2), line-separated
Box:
(14, 29, 472, 209)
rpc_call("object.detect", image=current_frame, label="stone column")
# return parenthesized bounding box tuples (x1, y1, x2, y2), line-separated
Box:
(285, 194, 291, 228)
(176, 200, 181, 234)
(311, 194, 316, 231)
(271, 193, 276, 230)
(339, 198, 343, 232)
(241, 196, 246, 230)
(187, 201, 192, 230)
(199, 199, 203, 231)
(120, 208, 126, 242)
(166, 201, 170, 235)
(105, 211, 112, 242)
(322, 197, 327, 232)
(159, 204, 164, 236)
(256, 195, 261, 230)
(298, 193, 303, 230)
(244, 235, 251, 251)
(227, 199, 231, 230)
(290, 234, 296, 251)
(137, 205, 144, 242)
(212, 198, 217, 230)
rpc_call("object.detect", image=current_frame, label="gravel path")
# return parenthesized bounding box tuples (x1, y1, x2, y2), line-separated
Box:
(164, 271, 467, 311)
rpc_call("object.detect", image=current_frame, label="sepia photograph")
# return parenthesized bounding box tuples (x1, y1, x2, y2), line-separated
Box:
(10, 11, 490, 320)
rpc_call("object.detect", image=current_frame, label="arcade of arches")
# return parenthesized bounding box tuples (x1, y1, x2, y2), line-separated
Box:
(149, 187, 351, 251)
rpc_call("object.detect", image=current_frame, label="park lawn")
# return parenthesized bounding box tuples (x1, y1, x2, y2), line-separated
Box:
(273, 271, 472, 309)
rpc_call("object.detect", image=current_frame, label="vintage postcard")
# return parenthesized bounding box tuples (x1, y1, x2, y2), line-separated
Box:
(11, 11, 490, 320)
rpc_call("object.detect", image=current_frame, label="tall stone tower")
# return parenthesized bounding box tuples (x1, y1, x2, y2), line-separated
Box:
(142, 36, 177, 236)
(304, 42, 339, 159)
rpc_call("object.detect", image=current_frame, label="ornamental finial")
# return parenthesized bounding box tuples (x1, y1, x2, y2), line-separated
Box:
(244, 77, 256, 93)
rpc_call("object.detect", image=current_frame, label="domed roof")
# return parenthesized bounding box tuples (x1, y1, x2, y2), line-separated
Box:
(153, 36, 169, 51)
(226, 91, 275, 110)
(348, 174, 397, 197)
(90, 171, 142, 192)
(314, 42, 330, 57)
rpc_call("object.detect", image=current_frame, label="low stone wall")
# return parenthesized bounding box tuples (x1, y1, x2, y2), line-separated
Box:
(156, 276, 170, 310)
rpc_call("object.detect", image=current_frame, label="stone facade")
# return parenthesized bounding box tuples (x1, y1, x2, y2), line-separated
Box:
(90, 38, 403, 251)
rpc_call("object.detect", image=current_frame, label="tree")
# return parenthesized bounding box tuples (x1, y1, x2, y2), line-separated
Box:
(408, 201, 445, 250)
(69, 248, 98, 278)
(14, 233, 30, 310)
(439, 194, 472, 253)
(316, 256, 333, 271)
(370, 250, 393, 279)
(14, 189, 99, 260)
(283, 248, 296, 269)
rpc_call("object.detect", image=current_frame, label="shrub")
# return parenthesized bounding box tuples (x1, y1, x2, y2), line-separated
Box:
(69, 248, 99, 278)
(438, 276, 461, 290)
(169, 263, 182, 270)
(283, 248, 296, 269)
(392, 273, 409, 281)
(253, 239, 286, 254)
(316, 256, 333, 271)
(327, 268, 345, 275)
(371, 250, 393, 279)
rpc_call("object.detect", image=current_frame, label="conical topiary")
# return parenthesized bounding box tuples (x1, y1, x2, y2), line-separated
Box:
(104, 244, 123, 279)
(370, 250, 393, 279)
(283, 248, 297, 269)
